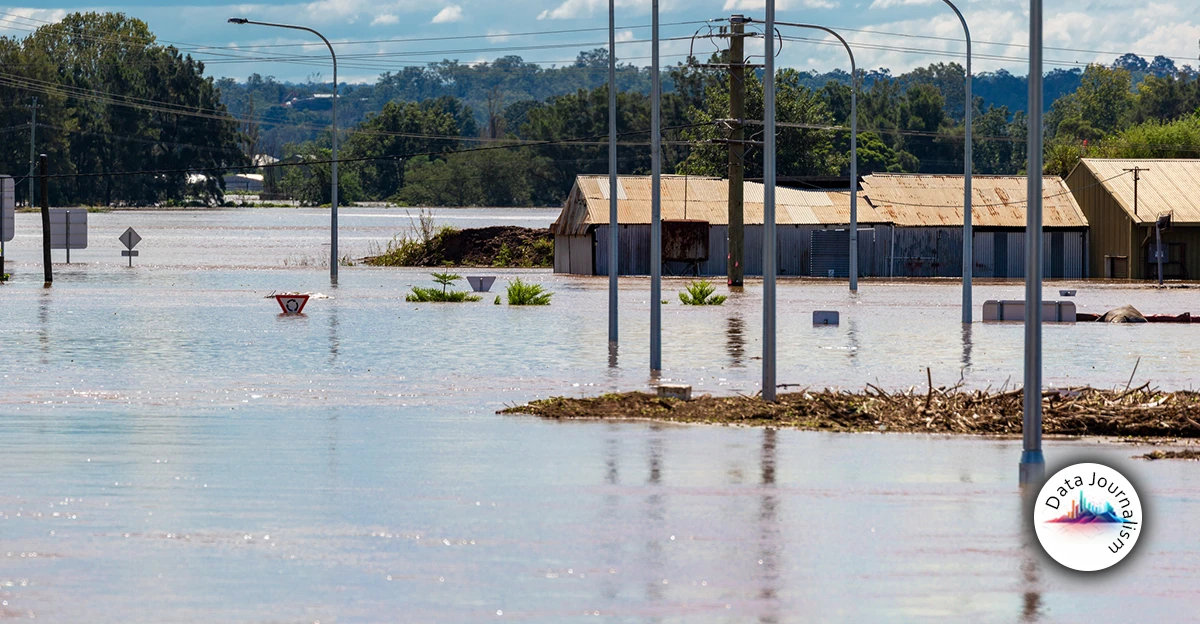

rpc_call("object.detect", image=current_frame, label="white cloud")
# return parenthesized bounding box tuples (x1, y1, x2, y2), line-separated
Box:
(0, 8, 68, 37)
(868, 0, 935, 9)
(487, 30, 510, 42)
(431, 5, 464, 23)
(371, 13, 400, 26)
(723, 0, 837, 9)
(538, 0, 687, 21)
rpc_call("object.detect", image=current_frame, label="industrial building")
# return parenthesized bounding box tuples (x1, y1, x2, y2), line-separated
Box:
(862, 174, 1090, 278)
(553, 173, 1090, 279)
(1066, 159, 1200, 280)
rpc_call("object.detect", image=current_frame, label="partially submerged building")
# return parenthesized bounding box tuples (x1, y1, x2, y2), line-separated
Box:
(862, 174, 1090, 278)
(553, 173, 1090, 278)
(553, 175, 883, 277)
(1067, 159, 1200, 280)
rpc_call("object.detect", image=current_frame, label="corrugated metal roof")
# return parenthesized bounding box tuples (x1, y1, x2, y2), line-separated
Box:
(861, 173, 1088, 228)
(1077, 159, 1200, 225)
(552, 175, 884, 236)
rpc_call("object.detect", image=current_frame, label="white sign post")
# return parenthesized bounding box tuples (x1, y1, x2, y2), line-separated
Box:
(119, 227, 142, 267)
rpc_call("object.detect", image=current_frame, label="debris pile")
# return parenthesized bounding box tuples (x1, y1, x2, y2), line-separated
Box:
(502, 384, 1200, 439)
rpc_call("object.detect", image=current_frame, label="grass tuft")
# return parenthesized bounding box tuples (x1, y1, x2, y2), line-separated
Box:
(678, 280, 727, 305)
(506, 277, 552, 305)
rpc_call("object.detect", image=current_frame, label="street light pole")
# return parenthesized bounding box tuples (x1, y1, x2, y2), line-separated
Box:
(1020, 0, 1046, 486)
(608, 0, 619, 346)
(229, 17, 339, 284)
(650, 0, 662, 374)
(942, 0, 973, 324)
(763, 0, 777, 401)
(767, 21, 857, 292)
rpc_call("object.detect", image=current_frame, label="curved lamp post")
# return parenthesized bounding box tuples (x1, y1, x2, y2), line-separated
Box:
(941, 1, 973, 323)
(229, 17, 340, 284)
(773, 21, 859, 292)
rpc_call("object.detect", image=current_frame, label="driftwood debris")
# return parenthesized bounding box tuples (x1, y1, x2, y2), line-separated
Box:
(501, 385, 1200, 439)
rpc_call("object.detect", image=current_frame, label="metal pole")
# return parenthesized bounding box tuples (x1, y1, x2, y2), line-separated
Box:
(1156, 220, 1164, 286)
(65, 211, 70, 265)
(1020, 0, 1045, 486)
(763, 1, 777, 401)
(728, 15, 746, 289)
(228, 18, 337, 284)
(608, 0, 619, 345)
(943, 0, 973, 323)
(766, 22, 857, 291)
(40, 154, 51, 287)
(28, 97, 36, 209)
(650, 0, 662, 373)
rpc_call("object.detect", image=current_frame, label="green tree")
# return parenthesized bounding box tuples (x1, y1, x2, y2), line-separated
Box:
(679, 69, 839, 180)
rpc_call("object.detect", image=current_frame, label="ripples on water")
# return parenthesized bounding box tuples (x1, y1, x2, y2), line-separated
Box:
(0, 209, 1197, 621)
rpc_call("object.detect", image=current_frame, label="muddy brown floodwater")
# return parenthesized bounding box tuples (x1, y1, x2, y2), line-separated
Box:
(0, 208, 1199, 622)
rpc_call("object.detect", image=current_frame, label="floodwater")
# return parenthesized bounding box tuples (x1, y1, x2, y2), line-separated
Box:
(1, 208, 1198, 622)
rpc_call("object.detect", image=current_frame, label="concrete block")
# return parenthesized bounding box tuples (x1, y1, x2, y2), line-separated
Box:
(657, 384, 692, 401)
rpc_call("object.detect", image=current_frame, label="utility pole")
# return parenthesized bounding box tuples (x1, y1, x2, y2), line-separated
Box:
(27, 97, 38, 208)
(40, 154, 52, 287)
(727, 15, 748, 289)
(1124, 166, 1148, 219)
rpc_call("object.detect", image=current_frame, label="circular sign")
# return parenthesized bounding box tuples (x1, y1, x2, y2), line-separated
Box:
(286, 298, 300, 312)
(1033, 462, 1142, 571)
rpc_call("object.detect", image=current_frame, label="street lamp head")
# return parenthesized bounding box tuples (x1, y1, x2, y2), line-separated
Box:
(227, 17, 249, 24)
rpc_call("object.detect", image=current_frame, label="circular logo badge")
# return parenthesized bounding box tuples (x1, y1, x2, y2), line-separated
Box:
(1033, 462, 1142, 571)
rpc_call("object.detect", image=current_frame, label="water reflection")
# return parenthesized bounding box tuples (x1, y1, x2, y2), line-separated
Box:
(961, 324, 974, 371)
(758, 428, 781, 623)
(727, 315, 746, 368)
(328, 302, 341, 364)
(1019, 497, 1044, 622)
(644, 431, 666, 604)
(847, 319, 860, 362)
(38, 290, 50, 363)
(608, 341, 618, 370)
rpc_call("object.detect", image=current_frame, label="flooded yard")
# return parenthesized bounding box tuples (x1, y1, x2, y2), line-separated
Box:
(1, 208, 1198, 621)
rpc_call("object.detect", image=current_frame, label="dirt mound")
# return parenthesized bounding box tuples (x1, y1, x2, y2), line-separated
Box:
(364, 226, 553, 268)
(424, 226, 552, 267)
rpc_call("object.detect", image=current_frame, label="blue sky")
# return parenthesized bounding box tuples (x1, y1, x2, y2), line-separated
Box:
(2, 1, 1198, 84)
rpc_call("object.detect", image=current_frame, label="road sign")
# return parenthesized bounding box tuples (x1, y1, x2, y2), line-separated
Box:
(49, 209, 87, 249)
(1, 175, 13, 242)
(275, 294, 310, 314)
(119, 227, 141, 250)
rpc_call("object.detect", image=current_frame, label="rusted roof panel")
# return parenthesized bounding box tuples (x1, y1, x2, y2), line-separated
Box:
(861, 173, 1088, 228)
(1078, 159, 1200, 225)
(552, 175, 884, 235)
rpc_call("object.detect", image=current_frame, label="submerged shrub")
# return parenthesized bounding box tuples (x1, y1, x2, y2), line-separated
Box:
(678, 280, 727, 306)
(406, 272, 481, 302)
(506, 277, 553, 305)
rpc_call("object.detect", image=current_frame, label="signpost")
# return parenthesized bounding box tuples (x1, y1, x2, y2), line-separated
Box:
(120, 227, 142, 267)
(49, 209, 88, 264)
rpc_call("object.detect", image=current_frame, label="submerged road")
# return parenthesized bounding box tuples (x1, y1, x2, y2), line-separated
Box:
(0, 208, 1196, 622)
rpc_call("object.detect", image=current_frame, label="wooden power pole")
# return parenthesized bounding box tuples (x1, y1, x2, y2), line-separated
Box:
(727, 15, 749, 288)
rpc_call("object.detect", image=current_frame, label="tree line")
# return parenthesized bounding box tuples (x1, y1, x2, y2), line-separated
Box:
(5, 12, 1200, 207)
(0, 12, 244, 206)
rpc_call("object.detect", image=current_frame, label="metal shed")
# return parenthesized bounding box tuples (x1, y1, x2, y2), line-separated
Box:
(553, 175, 885, 277)
(1067, 159, 1200, 280)
(862, 174, 1090, 278)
